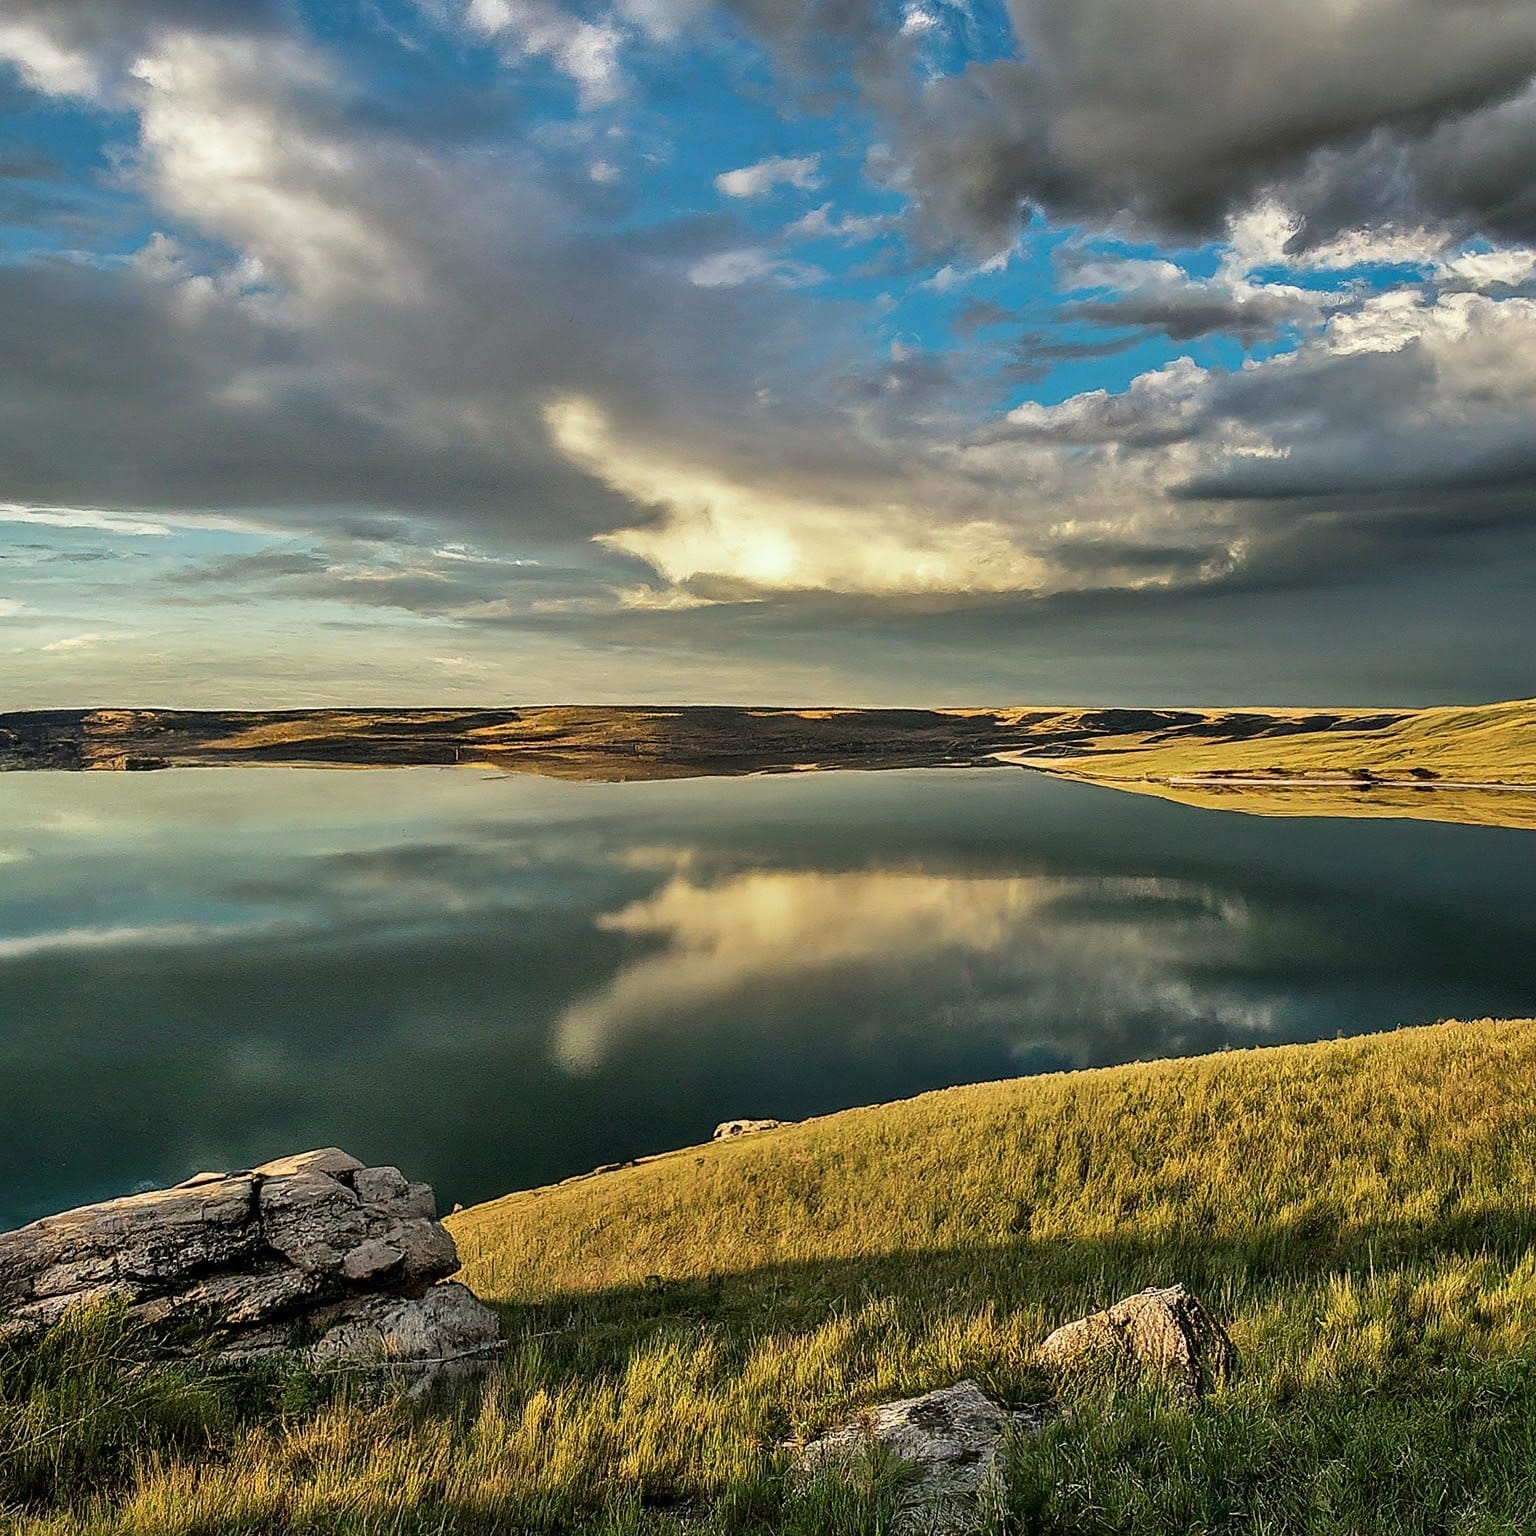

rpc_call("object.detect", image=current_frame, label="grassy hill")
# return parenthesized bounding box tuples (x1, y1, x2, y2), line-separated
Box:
(1011, 698, 1536, 830)
(1013, 698, 1536, 783)
(10, 1019, 1536, 1533)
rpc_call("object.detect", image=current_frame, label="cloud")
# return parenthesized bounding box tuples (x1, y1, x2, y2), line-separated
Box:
(686, 246, 823, 287)
(989, 286, 1536, 538)
(782, 202, 892, 246)
(38, 633, 103, 652)
(868, 0, 1536, 251)
(0, 12, 844, 553)
(464, 0, 626, 108)
(2, 0, 1536, 708)
(0, 502, 172, 537)
(0, 921, 274, 964)
(0, 0, 284, 103)
(1056, 250, 1324, 345)
(547, 394, 1058, 595)
(714, 154, 821, 199)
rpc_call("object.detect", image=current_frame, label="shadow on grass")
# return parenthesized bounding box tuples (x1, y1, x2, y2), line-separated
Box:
(11, 1201, 1536, 1534)
(488, 1195, 1536, 1359)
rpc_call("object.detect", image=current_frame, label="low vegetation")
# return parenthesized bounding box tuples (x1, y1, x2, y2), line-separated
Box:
(9, 1018, 1536, 1533)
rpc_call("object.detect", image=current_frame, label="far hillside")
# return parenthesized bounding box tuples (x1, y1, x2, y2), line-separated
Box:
(1015, 697, 1536, 829)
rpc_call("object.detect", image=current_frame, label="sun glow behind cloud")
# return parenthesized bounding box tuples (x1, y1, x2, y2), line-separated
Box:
(547, 396, 1054, 596)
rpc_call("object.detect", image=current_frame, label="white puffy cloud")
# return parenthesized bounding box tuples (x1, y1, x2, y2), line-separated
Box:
(130, 34, 408, 303)
(685, 246, 823, 288)
(1002, 285, 1536, 512)
(782, 202, 893, 245)
(0, 18, 102, 97)
(466, 0, 626, 107)
(38, 633, 104, 653)
(714, 154, 822, 199)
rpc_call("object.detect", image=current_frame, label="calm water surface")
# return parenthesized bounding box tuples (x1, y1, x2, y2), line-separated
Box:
(2, 766, 1534, 1229)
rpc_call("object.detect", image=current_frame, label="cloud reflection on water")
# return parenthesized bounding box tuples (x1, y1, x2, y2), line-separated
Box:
(1, 765, 1533, 1228)
(555, 866, 1280, 1071)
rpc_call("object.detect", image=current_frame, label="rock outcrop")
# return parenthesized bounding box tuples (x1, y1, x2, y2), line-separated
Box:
(1037, 1283, 1234, 1395)
(791, 1380, 1011, 1532)
(712, 1118, 786, 1140)
(0, 1149, 501, 1386)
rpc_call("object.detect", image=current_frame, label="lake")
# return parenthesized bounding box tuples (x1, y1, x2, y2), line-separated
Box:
(2, 764, 1534, 1231)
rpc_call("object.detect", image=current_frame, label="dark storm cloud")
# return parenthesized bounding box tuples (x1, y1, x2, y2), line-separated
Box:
(4, 0, 286, 52)
(0, 258, 619, 530)
(1061, 288, 1315, 345)
(997, 331, 1143, 383)
(870, 0, 1536, 249)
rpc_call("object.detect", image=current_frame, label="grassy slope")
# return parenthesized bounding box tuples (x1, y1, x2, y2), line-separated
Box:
(1024, 698, 1536, 783)
(11, 1019, 1536, 1533)
(1016, 699, 1536, 831)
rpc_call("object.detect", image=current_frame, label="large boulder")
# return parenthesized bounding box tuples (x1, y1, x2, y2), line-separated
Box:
(0, 1150, 501, 1386)
(1037, 1284, 1234, 1396)
(790, 1380, 1010, 1532)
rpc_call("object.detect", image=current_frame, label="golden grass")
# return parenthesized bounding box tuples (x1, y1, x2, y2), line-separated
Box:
(13, 1020, 1536, 1533)
(1016, 698, 1536, 785)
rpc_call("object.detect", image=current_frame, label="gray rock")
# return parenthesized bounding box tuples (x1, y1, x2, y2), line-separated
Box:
(0, 1175, 262, 1305)
(712, 1118, 786, 1140)
(143, 1263, 333, 1328)
(306, 1282, 503, 1392)
(253, 1148, 364, 1180)
(260, 1170, 369, 1274)
(0, 1149, 501, 1383)
(380, 1218, 458, 1294)
(352, 1166, 410, 1205)
(791, 1380, 1009, 1533)
(1037, 1284, 1235, 1396)
(340, 1238, 404, 1284)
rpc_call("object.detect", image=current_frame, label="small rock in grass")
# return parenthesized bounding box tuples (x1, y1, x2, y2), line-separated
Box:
(712, 1119, 785, 1140)
(791, 1379, 1012, 1533)
(1037, 1283, 1234, 1396)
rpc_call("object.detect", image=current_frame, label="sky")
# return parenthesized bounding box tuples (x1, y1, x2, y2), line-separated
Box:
(1, 0, 1535, 706)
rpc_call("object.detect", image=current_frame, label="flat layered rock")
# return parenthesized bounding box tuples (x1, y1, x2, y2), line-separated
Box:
(712, 1118, 787, 1140)
(0, 1149, 501, 1380)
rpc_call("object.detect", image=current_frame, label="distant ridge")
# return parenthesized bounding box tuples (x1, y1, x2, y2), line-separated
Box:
(0, 702, 1413, 777)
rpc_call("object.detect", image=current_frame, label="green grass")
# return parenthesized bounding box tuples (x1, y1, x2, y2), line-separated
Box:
(10, 1019, 1536, 1533)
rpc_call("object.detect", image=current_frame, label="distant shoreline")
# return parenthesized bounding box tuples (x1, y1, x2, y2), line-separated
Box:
(0, 700, 1430, 776)
(4, 702, 1532, 831)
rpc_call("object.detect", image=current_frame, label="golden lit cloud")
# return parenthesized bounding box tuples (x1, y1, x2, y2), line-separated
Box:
(545, 396, 1054, 597)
